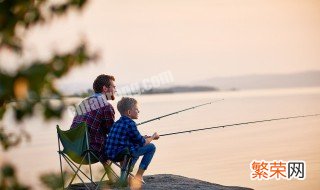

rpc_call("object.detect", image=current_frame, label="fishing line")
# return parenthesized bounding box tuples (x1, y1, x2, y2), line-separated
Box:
(159, 113, 320, 137)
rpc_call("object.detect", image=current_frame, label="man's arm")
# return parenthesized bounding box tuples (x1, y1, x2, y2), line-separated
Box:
(102, 105, 115, 134)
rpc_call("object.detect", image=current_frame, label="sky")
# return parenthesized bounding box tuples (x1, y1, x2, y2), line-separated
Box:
(2, 0, 320, 92)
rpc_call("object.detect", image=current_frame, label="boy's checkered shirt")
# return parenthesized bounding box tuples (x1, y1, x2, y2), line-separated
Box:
(105, 115, 146, 160)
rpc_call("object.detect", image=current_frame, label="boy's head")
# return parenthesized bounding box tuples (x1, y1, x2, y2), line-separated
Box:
(117, 97, 139, 119)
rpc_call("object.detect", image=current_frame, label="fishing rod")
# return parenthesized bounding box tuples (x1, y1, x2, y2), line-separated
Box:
(159, 113, 320, 137)
(137, 99, 224, 126)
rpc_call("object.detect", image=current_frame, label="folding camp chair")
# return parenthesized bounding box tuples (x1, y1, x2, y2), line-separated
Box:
(56, 122, 118, 189)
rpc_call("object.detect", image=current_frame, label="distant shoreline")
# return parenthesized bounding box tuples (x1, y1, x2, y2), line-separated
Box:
(69, 85, 220, 97)
(139, 85, 219, 95)
(58, 71, 320, 95)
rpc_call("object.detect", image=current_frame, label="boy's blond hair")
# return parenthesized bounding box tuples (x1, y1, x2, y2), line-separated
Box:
(117, 97, 137, 115)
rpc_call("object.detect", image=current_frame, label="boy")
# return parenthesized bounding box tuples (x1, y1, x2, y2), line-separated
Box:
(105, 97, 159, 186)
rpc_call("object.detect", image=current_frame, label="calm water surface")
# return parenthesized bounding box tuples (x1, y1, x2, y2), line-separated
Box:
(2, 87, 320, 190)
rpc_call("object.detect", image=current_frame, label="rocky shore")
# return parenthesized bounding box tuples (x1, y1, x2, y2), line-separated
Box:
(70, 174, 253, 190)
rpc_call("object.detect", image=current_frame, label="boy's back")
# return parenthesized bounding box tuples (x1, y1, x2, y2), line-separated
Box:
(106, 115, 145, 160)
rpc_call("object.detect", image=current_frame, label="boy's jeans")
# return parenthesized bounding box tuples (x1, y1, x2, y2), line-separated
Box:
(131, 143, 156, 170)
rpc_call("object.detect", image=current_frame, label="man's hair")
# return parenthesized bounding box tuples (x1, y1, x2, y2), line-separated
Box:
(117, 97, 137, 115)
(93, 74, 115, 93)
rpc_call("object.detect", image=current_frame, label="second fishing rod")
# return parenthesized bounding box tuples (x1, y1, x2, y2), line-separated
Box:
(136, 98, 224, 126)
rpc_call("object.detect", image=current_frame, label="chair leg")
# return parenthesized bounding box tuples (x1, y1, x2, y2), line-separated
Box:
(126, 157, 133, 179)
(87, 153, 93, 182)
(63, 155, 96, 184)
(105, 163, 119, 182)
(62, 155, 92, 190)
(58, 153, 65, 190)
(95, 162, 119, 190)
(65, 161, 91, 190)
(57, 135, 65, 190)
(118, 155, 133, 187)
(112, 161, 135, 178)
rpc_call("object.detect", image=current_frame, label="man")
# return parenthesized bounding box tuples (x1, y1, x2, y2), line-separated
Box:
(71, 74, 117, 178)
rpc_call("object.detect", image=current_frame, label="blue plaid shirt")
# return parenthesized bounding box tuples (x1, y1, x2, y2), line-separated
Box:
(105, 116, 146, 160)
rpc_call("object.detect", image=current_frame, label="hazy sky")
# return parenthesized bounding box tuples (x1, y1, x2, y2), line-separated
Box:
(3, 0, 320, 90)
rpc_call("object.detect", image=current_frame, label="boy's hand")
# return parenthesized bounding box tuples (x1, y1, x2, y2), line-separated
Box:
(143, 133, 159, 145)
(152, 132, 160, 140)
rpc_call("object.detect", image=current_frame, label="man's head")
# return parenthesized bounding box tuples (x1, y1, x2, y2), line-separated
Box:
(93, 74, 116, 100)
(117, 97, 139, 119)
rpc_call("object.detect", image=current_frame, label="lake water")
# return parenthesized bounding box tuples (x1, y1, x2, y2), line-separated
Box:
(1, 87, 320, 190)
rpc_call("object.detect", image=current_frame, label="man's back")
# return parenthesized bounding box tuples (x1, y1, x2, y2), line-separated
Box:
(71, 93, 115, 162)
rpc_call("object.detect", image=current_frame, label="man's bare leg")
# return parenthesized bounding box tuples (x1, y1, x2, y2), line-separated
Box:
(103, 161, 118, 183)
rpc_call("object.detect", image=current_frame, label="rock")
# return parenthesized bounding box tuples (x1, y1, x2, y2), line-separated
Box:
(69, 174, 253, 190)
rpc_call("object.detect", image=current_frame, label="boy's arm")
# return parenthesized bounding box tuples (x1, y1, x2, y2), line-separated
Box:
(127, 123, 146, 146)
(144, 132, 160, 145)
